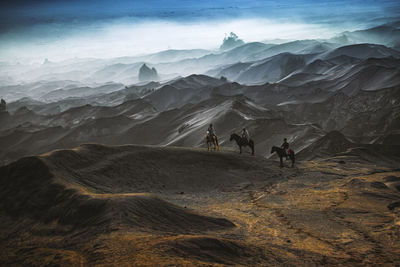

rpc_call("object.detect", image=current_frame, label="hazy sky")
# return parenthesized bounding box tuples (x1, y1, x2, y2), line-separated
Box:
(1, 0, 399, 62)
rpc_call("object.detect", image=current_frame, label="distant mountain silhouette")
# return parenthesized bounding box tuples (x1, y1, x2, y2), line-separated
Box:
(220, 32, 245, 51)
(138, 64, 159, 82)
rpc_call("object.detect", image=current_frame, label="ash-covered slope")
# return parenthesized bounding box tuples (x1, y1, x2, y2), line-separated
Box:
(297, 131, 353, 159)
(142, 74, 227, 110)
(2, 36, 400, 167)
(5, 81, 156, 115)
(0, 145, 245, 233)
(211, 53, 311, 84)
(0, 91, 325, 165)
(142, 49, 211, 63)
(167, 74, 226, 89)
(0, 99, 158, 165)
(123, 95, 323, 155)
(320, 43, 400, 60)
(2, 55, 399, 165)
(2, 142, 400, 266)
(297, 130, 400, 163)
(245, 40, 337, 61)
(0, 80, 85, 102)
(39, 83, 124, 102)
(153, 42, 274, 75)
(281, 85, 400, 142)
(210, 43, 400, 85)
(3, 64, 398, 164)
(331, 25, 400, 47)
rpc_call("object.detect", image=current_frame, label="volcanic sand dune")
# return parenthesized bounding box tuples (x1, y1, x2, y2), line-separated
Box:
(0, 146, 242, 233)
(1, 143, 400, 266)
(297, 131, 400, 166)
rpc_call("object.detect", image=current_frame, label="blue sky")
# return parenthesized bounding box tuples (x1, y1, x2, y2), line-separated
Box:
(2, 0, 399, 27)
(1, 0, 399, 61)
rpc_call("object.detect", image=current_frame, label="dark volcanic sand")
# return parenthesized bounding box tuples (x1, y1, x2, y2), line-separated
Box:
(1, 144, 400, 266)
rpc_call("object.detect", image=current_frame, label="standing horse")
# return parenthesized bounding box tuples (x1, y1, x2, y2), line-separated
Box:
(271, 146, 295, 167)
(230, 133, 254, 155)
(206, 133, 219, 151)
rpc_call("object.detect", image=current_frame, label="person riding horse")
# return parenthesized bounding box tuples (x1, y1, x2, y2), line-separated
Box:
(208, 124, 216, 142)
(241, 128, 249, 145)
(281, 138, 290, 159)
(206, 123, 219, 150)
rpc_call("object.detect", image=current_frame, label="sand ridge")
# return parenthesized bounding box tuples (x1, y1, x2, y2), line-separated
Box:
(1, 143, 400, 266)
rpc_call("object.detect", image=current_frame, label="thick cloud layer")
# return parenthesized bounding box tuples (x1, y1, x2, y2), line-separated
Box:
(0, 0, 399, 62)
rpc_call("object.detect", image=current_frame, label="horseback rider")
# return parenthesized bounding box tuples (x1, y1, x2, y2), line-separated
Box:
(241, 128, 249, 144)
(208, 123, 216, 141)
(281, 138, 290, 159)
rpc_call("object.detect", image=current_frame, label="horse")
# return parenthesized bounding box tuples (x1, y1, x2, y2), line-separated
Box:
(271, 146, 295, 167)
(206, 133, 219, 151)
(230, 133, 254, 155)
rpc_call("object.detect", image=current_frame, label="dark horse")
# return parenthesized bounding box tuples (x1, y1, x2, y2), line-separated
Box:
(271, 146, 295, 167)
(206, 133, 219, 151)
(230, 133, 254, 155)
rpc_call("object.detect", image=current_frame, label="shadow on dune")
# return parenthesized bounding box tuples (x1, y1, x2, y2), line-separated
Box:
(0, 152, 235, 234)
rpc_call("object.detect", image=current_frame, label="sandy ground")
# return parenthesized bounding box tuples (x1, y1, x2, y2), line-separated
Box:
(1, 144, 399, 266)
